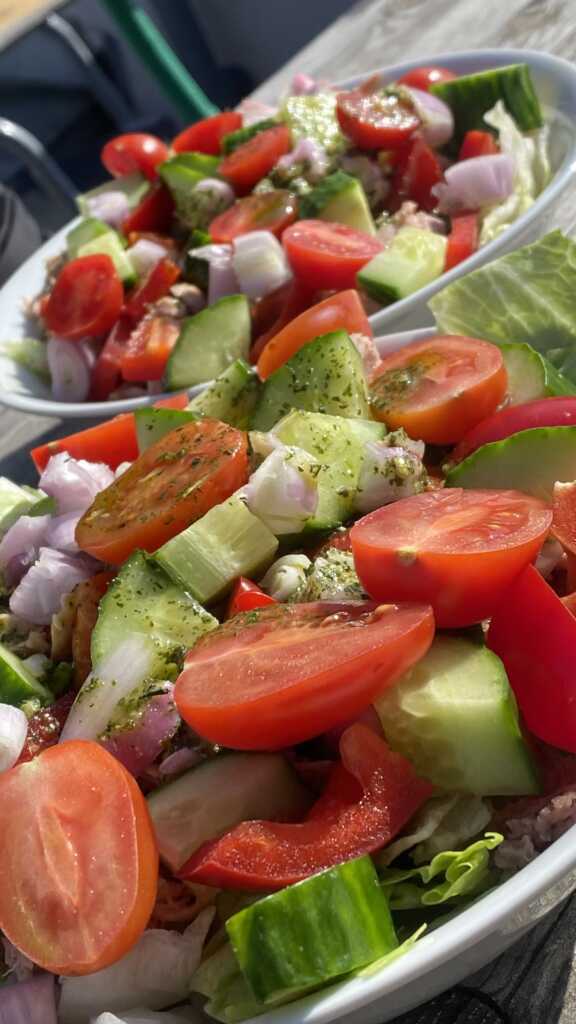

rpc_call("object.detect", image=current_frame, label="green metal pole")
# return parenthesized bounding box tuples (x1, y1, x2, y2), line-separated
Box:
(100, 0, 219, 122)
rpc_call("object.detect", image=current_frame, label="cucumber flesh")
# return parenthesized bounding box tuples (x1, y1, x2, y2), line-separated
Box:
(375, 636, 539, 795)
(164, 295, 251, 390)
(227, 855, 398, 1004)
(300, 172, 376, 235)
(0, 641, 51, 706)
(497, 342, 576, 405)
(186, 359, 261, 428)
(67, 218, 111, 258)
(135, 407, 199, 453)
(77, 232, 136, 285)
(147, 751, 311, 871)
(430, 63, 543, 136)
(251, 330, 370, 432)
(357, 227, 447, 305)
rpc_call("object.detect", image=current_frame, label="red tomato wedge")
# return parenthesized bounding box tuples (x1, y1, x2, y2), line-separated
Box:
(210, 190, 297, 244)
(257, 288, 371, 379)
(121, 315, 181, 382)
(445, 213, 478, 271)
(101, 133, 169, 180)
(76, 420, 248, 564)
(452, 397, 576, 464)
(459, 130, 499, 160)
(124, 258, 181, 323)
(283, 220, 383, 292)
(0, 740, 158, 974)
(172, 111, 242, 155)
(488, 565, 576, 752)
(122, 184, 175, 236)
(174, 600, 434, 750)
(351, 489, 552, 628)
(178, 723, 433, 890)
(89, 316, 132, 401)
(219, 125, 291, 195)
(250, 279, 317, 364)
(552, 480, 576, 556)
(227, 578, 277, 618)
(43, 255, 123, 341)
(336, 87, 420, 151)
(397, 66, 457, 91)
(391, 137, 443, 212)
(369, 335, 507, 444)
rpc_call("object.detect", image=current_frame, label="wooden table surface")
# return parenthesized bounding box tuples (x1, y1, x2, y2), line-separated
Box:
(4, 2, 576, 1021)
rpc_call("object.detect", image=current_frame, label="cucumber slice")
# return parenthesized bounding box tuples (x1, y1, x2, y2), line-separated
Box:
(375, 636, 539, 795)
(148, 752, 311, 871)
(430, 63, 543, 137)
(281, 93, 345, 153)
(67, 217, 111, 258)
(155, 496, 278, 605)
(497, 342, 576, 405)
(164, 295, 251, 390)
(300, 172, 376, 235)
(77, 232, 136, 285)
(0, 479, 51, 535)
(227, 855, 398, 1004)
(91, 551, 217, 672)
(77, 172, 149, 216)
(222, 118, 279, 155)
(186, 359, 261, 428)
(0, 641, 51, 706)
(135, 408, 199, 453)
(251, 330, 370, 432)
(357, 227, 447, 305)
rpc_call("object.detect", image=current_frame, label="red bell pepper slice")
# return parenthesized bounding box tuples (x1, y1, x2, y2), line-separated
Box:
(178, 723, 433, 890)
(89, 315, 132, 401)
(124, 258, 181, 324)
(390, 137, 443, 212)
(121, 315, 181, 382)
(227, 578, 277, 618)
(445, 213, 479, 271)
(122, 184, 175, 236)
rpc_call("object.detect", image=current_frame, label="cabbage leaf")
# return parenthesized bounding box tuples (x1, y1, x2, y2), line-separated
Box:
(379, 833, 503, 910)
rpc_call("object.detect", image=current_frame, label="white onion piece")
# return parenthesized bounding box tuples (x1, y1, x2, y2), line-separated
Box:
(0, 972, 58, 1024)
(0, 513, 50, 572)
(260, 553, 311, 602)
(349, 332, 382, 377)
(354, 442, 427, 514)
(432, 154, 514, 214)
(127, 239, 169, 278)
(9, 548, 95, 625)
(243, 447, 318, 535)
(405, 86, 454, 148)
(290, 72, 319, 95)
(233, 231, 292, 300)
(0, 704, 28, 772)
(235, 97, 279, 125)
(45, 511, 81, 554)
(40, 452, 114, 514)
(276, 137, 329, 181)
(47, 338, 91, 402)
(208, 256, 239, 304)
(115, 461, 133, 478)
(193, 176, 235, 207)
(101, 687, 180, 777)
(85, 190, 130, 229)
(60, 636, 155, 743)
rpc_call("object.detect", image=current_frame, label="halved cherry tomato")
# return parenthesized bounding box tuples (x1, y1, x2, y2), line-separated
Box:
(70, 572, 115, 685)
(76, 420, 248, 564)
(219, 124, 291, 195)
(250, 279, 315, 364)
(89, 315, 132, 401)
(459, 130, 499, 160)
(397, 66, 457, 91)
(174, 600, 434, 750)
(227, 578, 277, 617)
(351, 488, 552, 628)
(257, 288, 371, 379)
(43, 255, 123, 341)
(488, 565, 576, 752)
(391, 137, 443, 211)
(0, 740, 158, 974)
(172, 111, 242, 155)
(124, 258, 181, 323)
(121, 315, 181, 382)
(101, 133, 169, 181)
(369, 335, 507, 444)
(210, 190, 297, 244)
(336, 87, 419, 151)
(283, 220, 383, 293)
(445, 213, 479, 271)
(452, 397, 576, 464)
(122, 184, 175, 236)
(552, 480, 576, 556)
(179, 723, 432, 889)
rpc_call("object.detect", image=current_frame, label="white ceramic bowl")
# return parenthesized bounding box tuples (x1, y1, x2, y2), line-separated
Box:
(1, 48, 576, 418)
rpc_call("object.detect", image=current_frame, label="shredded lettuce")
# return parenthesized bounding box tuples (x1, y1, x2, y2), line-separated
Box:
(378, 793, 492, 867)
(379, 833, 503, 910)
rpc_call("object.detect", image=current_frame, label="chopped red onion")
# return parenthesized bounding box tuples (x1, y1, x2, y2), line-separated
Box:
(193, 176, 235, 208)
(276, 137, 329, 181)
(47, 337, 92, 402)
(188, 243, 239, 305)
(354, 441, 427, 514)
(45, 511, 81, 554)
(235, 97, 278, 125)
(243, 446, 318, 534)
(10, 548, 96, 625)
(233, 231, 292, 300)
(0, 513, 51, 581)
(1, 936, 34, 982)
(158, 746, 203, 779)
(0, 703, 28, 772)
(0, 972, 58, 1024)
(349, 331, 382, 377)
(85, 189, 130, 229)
(290, 72, 319, 95)
(40, 452, 114, 514)
(432, 154, 514, 215)
(102, 687, 180, 777)
(341, 154, 390, 207)
(127, 239, 170, 278)
(404, 86, 454, 148)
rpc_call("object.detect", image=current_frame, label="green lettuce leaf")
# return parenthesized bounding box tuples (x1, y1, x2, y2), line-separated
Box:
(378, 793, 492, 867)
(380, 832, 503, 910)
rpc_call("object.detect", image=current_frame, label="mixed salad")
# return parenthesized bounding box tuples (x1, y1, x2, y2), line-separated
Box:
(3, 230, 576, 1023)
(12, 60, 550, 404)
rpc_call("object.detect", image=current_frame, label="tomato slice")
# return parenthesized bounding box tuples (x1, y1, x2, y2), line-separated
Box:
(552, 480, 576, 556)
(227, 577, 277, 618)
(488, 565, 576, 752)
(43, 255, 124, 341)
(121, 314, 181, 382)
(122, 184, 175, 236)
(391, 137, 443, 212)
(76, 419, 249, 564)
(250, 279, 315, 364)
(89, 316, 132, 401)
(172, 111, 242, 155)
(351, 488, 552, 628)
(397, 66, 457, 91)
(257, 288, 371, 379)
(336, 87, 419, 151)
(178, 723, 432, 889)
(219, 125, 291, 195)
(0, 740, 158, 974)
(174, 600, 434, 750)
(101, 133, 169, 181)
(452, 397, 576, 464)
(459, 130, 499, 160)
(124, 258, 181, 323)
(282, 220, 383, 292)
(210, 190, 297, 244)
(369, 335, 507, 444)
(445, 213, 479, 271)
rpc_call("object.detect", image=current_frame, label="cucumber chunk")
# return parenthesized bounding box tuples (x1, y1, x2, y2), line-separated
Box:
(375, 636, 539, 795)
(222, 118, 279, 155)
(186, 359, 261, 428)
(148, 752, 311, 871)
(0, 641, 51, 706)
(77, 232, 136, 285)
(357, 227, 447, 305)
(300, 172, 376, 235)
(164, 295, 251, 390)
(251, 330, 370, 432)
(497, 342, 576, 405)
(135, 408, 199, 453)
(0, 479, 51, 536)
(227, 855, 398, 1004)
(430, 63, 543, 137)
(67, 217, 111, 258)
(154, 496, 278, 605)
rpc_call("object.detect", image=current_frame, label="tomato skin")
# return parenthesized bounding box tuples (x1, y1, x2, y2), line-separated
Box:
(122, 184, 175, 236)
(174, 600, 434, 750)
(283, 220, 383, 292)
(43, 255, 124, 341)
(172, 111, 242, 155)
(101, 133, 169, 180)
(459, 130, 499, 160)
(369, 334, 507, 444)
(121, 315, 181, 382)
(445, 213, 479, 271)
(552, 481, 576, 556)
(336, 88, 420, 151)
(227, 578, 277, 617)
(257, 288, 371, 379)
(452, 397, 576, 464)
(391, 137, 443, 212)
(70, 572, 115, 684)
(488, 565, 576, 752)
(210, 190, 297, 244)
(0, 740, 158, 974)
(219, 125, 291, 194)
(124, 258, 181, 323)
(250, 279, 315, 364)
(351, 488, 553, 628)
(178, 723, 433, 889)
(76, 420, 249, 564)
(397, 66, 457, 91)
(89, 316, 132, 401)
